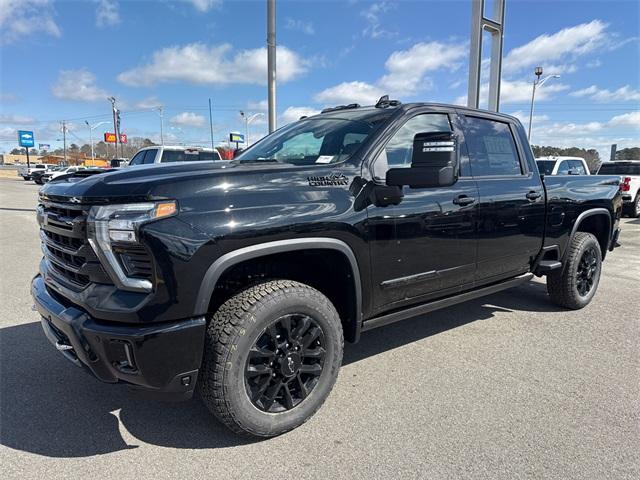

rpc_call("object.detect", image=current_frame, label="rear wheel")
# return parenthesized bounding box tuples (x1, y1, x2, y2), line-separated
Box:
(198, 279, 343, 437)
(547, 232, 602, 309)
(630, 194, 640, 218)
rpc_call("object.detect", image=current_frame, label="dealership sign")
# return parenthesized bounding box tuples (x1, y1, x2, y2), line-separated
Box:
(39, 143, 50, 151)
(18, 130, 35, 148)
(229, 132, 245, 143)
(104, 132, 128, 144)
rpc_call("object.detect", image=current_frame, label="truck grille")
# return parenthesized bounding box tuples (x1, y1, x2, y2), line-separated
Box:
(38, 199, 155, 290)
(38, 200, 111, 291)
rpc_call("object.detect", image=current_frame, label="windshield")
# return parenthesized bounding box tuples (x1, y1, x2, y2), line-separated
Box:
(597, 163, 640, 175)
(536, 160, 556, 175)
(235, 115, 386, 165)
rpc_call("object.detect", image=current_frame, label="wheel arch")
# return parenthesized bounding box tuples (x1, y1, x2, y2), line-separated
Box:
(565, 208, 612, 263)
(195, 238, 363, 342)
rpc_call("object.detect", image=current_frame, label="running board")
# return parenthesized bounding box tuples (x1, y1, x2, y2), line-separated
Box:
(361, 273, 534, 332)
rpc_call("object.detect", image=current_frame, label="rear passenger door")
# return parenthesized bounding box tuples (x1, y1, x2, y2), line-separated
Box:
(460, 114, 545, 284)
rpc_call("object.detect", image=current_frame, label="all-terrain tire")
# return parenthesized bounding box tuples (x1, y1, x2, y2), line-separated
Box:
(547, 232, 602, 309)
(629, 194, 640, 218)
(198, 279, 344, 437)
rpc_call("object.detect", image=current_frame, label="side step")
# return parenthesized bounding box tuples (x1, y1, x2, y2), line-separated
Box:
(361, 273, 534, 332)
(534, 260, 562, 275)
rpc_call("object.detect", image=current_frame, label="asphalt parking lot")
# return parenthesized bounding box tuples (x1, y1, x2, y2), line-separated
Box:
(1, 177, 638, 480)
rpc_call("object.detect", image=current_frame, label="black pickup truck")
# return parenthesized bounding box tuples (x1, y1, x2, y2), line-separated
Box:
(32, 100, 622, 437)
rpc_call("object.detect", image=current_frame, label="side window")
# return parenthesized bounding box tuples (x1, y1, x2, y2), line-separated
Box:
(570, 160, 587, 175)
(557, 160, 571, 175)
(275, 132, 323, 162)
(143, 149, 158, 164)
(129, 151, 146, 166)
(464, 117, 523, 177)
(373, 113, 451, 179)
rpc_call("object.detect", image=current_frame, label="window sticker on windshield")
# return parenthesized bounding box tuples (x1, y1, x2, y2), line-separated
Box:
(316, 155, 334, 164)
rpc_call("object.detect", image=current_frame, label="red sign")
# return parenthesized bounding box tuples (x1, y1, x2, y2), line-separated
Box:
(103, 133, 127, 144)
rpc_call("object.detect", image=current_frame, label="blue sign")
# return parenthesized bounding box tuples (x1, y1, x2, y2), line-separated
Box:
(229, 132, 245, 143)
(18, 130, 35, 148)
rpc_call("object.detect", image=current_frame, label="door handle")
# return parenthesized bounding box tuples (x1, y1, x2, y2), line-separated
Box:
(526, 191, 542, 201)
(453, 195, 476, 206)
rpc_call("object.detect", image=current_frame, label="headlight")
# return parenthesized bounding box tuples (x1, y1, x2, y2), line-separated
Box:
(87, 201, 177, 291)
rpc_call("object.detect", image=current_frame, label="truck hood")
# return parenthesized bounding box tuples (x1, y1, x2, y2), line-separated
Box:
(39, 160, 304, 204)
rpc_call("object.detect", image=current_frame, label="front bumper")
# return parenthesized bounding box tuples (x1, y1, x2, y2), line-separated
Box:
(32, 274, 206, 400)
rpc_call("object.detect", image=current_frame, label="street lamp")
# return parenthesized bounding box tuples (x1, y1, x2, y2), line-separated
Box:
(154, 106, 164, 146)
(239, 111, 265, 146)
(85, 120, 109, 161)
(528, 67, 561, 141)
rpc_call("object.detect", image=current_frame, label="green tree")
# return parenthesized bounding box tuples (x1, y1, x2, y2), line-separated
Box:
(616, 147, 640, 160)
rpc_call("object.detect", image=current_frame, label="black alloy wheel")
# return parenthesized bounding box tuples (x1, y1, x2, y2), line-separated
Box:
(576, 246, 599, 297)
(245, 314, 326, 413)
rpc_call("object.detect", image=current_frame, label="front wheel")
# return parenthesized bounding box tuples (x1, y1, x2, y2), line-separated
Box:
(198, 280, 344, 437)
(547, 232, 602, 309)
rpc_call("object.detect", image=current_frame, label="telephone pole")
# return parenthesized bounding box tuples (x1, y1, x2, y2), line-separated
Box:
(108, 96, 119, 159)
(267, 0, 277, 133)
(209, 98, 214, 150)
(62, 121, 67, 165)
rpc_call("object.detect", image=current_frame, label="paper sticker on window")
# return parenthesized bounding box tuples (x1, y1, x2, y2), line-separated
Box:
(316, 155, 334, 164)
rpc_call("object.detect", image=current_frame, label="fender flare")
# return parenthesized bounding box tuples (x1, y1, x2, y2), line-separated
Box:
(563, 208, 612, 262)
(194, 237, 362, 323)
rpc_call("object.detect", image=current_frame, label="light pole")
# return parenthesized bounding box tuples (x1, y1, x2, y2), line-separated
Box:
(239, 111, 264, 146)
(85, 120, 109, 161)
(108, 96, 120, 158)
(528, 67, 560, 141)
(155, 106, 164, 146)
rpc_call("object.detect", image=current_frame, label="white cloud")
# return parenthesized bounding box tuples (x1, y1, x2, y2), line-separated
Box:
(51, 69, 110, 102)
(280, 106, 321, 125)
(285, 18, 315, 35)
(504, 20, 609, 74)
(379, 41, 466, 95)
(0, 92, 18, 103)
(118, 43, 310, 87)
(454, 79, 569, 106)
(0, 0, 61, 44)
(314, 81, 385, 106)
(188, 0, 222, 12)
(361, 1, 396, 39)
(315, 40, 466, 105)
(570, 85, 640, 102)
(608, 111, 640, 128)
(96, 0, 120, 28)
(0, 113, 37, 124)
(134, 96, 162, 109)
(170, 112, 206, 128)
(0, 126, 17, 141)
(247, 99, 268, 111)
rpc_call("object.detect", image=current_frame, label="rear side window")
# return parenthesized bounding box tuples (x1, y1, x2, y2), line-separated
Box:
(557, 160, 571, 175)
(129, 151, 146, 166)
(143, 149, 158, 164)
(536, 160, 555, 175)
(569, 160, 587, 175)
(161, 150, 219, 162)
(464, 117, 522, 176)
(598, 163, 640, 175)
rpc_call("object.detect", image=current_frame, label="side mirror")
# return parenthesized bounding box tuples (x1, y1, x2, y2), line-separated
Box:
(386, 131, 458, 188)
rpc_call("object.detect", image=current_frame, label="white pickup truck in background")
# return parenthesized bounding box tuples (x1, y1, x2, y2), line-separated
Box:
(17, 163, 55, 181)
(597, 160, 640, 217)
(535, 156, 591, 176)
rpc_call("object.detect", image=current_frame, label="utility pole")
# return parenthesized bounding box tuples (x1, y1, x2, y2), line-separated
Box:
(267, 0, 276, 133)
(208, 98, 215, 150)
(62, 121, 67, 165)
(158, 106, 165, 146)
(85, 120, 94, 162)
(109, 97, 119, 159)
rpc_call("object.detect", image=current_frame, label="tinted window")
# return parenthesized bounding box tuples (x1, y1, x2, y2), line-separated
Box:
(142, 149, 157, 164)
(373, 114, 452, 179)
(569, 160, 587, 175)
(557, 160, 571, 175)
(129, 151, 146, 166)
(598, 163, 640, 175)
(161, 150, 218, 162)
(536, 160, 555, 175)
(464, 117, 522, 176)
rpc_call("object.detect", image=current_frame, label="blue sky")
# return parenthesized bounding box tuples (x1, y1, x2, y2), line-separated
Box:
(0, 0, 638, 158)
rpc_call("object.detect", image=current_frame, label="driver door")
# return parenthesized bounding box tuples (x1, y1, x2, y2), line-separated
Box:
(367, 111, 479, 314)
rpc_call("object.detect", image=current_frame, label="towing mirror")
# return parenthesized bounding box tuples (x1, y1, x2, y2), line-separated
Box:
(386, 131, 458, 188)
